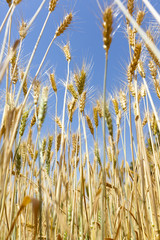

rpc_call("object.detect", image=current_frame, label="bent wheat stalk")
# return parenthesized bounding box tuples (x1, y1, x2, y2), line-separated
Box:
(142, 0, 160, 25)
(114, 0, 160, 63)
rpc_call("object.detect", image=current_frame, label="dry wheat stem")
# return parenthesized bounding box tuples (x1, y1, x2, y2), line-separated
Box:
(123, 112, 127, 187)
(66, 112, 71, 179)
(5, 17, 12, 104)
(102, 52, 108, 240)
(0, 3, 15, 34)
(79, 110, 83, 238)
(128, 40, 138, 204)
(0, 6, 15, 66)
(101, 6, 114, 239)
(55, 93, 58, 166)
(37, 130, 43, 239)
(27, 0, 47, 31)
(60, 61, 70, 162)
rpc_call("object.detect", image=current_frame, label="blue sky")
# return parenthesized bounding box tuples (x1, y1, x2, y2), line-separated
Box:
(1, 0, 160, 165)
(0, 0, 129, 94)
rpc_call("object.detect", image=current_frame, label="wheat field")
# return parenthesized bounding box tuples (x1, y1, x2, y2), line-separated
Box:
(0, 0, 160, 239)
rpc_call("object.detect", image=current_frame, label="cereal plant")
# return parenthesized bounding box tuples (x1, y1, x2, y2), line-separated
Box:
(0, 0, 160, 239)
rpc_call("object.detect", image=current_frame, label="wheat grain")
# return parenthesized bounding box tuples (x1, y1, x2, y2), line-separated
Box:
(63, 42, 71, 62)
(49, 0, 58, 12)
(20, 71, 28, 96)
(112, 98, 119, 116)
(93, 106, 98, 128)
(46, 135, 53, 175)
(56, 133, 61, 152)
(135, 10, 145, 31)
(6, 0, 12, 6)
(38, 86, 49, 129)
(103, 7, 113, 53)
(79, 91, 86, 113)
(55, 13, 72, 38)
(119, 90, 127, 112)
(86, 115, 94, 136)
(33, 80, 40, 106)
(19, 20, 27, 39)
(96, 100, 103, 118)
(128, 26, 134, 47)
(127, 0, 134, 17)
(49, 73, 57, 93)
(19, 110, 29, 137)
(128, 43, 142, 81)
(13, 0, 22, 5)
(105, 105, 113, 138)
(67, 83, 78, 100)
(138, 60, 146, 78)
(55, 116, 62, 129)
